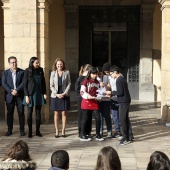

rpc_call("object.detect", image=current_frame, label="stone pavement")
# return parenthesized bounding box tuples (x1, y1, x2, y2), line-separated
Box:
(0, 100, 169, 170)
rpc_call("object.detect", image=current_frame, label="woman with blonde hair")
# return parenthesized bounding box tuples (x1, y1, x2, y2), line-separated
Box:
(0, 140, 36, 170)
(50, 58, 71, 138)
(95, 146, 121, 170)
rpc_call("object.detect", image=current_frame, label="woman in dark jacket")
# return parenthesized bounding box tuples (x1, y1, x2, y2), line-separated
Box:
(23, 57, 47, 138)
(0, 140, 36, 170)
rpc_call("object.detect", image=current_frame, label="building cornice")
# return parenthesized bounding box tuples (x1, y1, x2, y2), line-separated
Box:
(1, 0, 10, 9)
(158, 0, 166, 5)
(158, 0, 170, 10)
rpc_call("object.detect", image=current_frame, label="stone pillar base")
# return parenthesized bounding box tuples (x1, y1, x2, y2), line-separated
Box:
(160, 100, 170, 123)
(139, 83, 155, 101)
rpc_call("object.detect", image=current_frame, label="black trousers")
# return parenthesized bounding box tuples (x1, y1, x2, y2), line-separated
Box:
(119, 103, 130, 140)
(81, 109, 100, 136)
(76, 95, 82, 135)
(6, 96, 25, 132)
(27, 105, 41, 132)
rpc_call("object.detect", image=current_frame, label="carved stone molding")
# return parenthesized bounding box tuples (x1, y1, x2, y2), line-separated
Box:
(37, 0, 52, 11)
(158, 0, 167, 5)
(1, 0, 10, 9)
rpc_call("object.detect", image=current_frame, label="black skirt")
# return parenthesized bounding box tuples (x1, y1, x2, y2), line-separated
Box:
(50, 96, 70, 111)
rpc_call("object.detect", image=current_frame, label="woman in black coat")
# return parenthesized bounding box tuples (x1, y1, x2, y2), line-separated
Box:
(23, 57, 47, 138)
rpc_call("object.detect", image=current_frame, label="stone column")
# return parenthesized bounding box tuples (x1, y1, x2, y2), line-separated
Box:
(37, 0, 51, 122)
(158, 0, 170, 122)
(139, 4, 155, 101)
(65, 4, 78, 89)
(1, 0, 11, 68)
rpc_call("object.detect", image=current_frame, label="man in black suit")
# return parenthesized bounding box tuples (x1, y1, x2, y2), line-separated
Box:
(2, 56, 25, 136)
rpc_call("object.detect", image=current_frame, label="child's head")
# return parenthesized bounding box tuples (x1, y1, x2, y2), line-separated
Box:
(3, 140, 31, 161)
(51, 150, 69, 169)
(102, 62, 112, 76)
(86, 67, 98, 80)
(109, 66, 120, 79)
(79, 64, 91, 76)
(95, 146, 121, 170)
(147, 151, 170, 170)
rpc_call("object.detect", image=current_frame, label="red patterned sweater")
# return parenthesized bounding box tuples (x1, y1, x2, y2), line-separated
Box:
(80, 78, 100, 110)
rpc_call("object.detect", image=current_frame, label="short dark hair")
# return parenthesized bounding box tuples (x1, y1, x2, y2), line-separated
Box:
(109, 66, 120, 74)
(147, 151, 170, 170)
(102, 62, 112, 72)
(51, 150, 69, 169)
(8, 56, 17, 63)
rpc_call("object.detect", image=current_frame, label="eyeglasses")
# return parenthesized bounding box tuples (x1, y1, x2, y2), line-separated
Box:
(10, 62, 17, 64)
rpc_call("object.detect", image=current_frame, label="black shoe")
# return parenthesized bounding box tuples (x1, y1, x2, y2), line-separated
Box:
(62, 134, 66, 137)
(86, 134, 93, 139)
(129, 136, 135, 141)
(5, 131, 12, 136)
(36, 131, 42, 137)
(28, 134, 32, 138)
(20, 131, 26, 136)
(96, 135, 104, 141)
(119, 139, 130, 145)
(111, 132, 121, 139)
(55, 134, 59, 138)
(80, 135, 91, 141)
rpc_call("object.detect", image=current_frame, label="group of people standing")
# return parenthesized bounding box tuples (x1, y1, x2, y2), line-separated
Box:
(2, 56, 133, 145)
(2, 56, 71, 138)
(75, 62, 134, 145)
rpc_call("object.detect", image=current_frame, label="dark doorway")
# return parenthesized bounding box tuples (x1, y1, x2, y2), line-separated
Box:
(92, 24, 127, 77)
(79, 6, 140, 99)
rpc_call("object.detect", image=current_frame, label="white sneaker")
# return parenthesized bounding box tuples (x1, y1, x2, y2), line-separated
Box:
(117, 136, 123, 141)
(80, 135, 91, 141)
(107, 132, 112, 138)
(96, 135, 104, 141)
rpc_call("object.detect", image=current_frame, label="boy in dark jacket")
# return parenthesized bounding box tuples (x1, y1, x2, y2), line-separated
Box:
(106, 66, 133, 145)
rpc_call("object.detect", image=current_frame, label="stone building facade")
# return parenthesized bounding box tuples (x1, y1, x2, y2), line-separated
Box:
(0, 0, 168, 122)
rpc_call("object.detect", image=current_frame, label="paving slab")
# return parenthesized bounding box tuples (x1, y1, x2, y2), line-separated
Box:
(0, 101, 169, 170)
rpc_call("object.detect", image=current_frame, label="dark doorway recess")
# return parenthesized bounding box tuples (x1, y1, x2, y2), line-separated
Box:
(79, 6, 140, 99)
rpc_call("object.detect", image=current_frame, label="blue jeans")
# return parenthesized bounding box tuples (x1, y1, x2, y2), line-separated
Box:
(111, 102, 120, 132)
(98, 101, 112, 133)
(111, 101, 133, 135)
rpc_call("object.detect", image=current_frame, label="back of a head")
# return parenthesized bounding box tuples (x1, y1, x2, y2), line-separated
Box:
(51, 150, 69, 169)
(147, 151, 170, 170)
(95, 146, 121, 170)
(4, 140, 31, 161)
(102, 62, 112, 72)
(79, 64, 91, 76)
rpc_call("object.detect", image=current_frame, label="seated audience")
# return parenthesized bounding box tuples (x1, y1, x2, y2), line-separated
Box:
(147, 151, 170, 170)
(0, 140, 36, 170)
(95, 146, 121, 170)
(49, 150, 69, 170)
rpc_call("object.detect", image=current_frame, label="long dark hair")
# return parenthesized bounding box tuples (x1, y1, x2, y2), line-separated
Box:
(86, 67, 98, 79)
(27, 57, 39, 76)
(3, 140, 31, 161)
(95, 146, 121, 170)
(147, 151, 170, 170)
